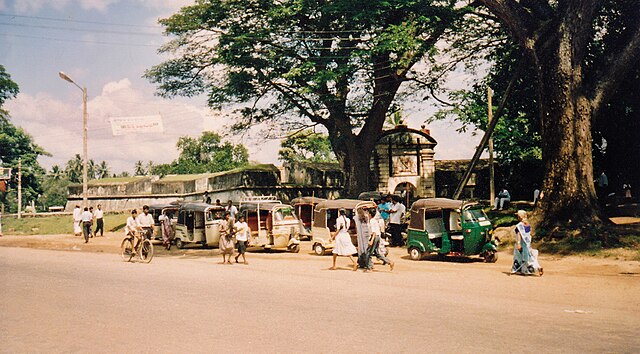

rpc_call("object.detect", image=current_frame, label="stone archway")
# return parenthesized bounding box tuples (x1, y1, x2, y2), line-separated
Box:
(393, 182, 417, 206)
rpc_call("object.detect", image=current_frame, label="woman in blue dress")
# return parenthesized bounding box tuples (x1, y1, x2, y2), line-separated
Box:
(511, 210, 543, 276)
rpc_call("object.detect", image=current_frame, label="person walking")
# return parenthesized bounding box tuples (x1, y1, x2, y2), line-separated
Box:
(72, 205, 82, 236)
(367, 208, 394, 271)
(511, 210, 543, 276)
(330, 209, 358, 271)
(218, 212, 235, 264)
(388, 196, 406, 247)
(80, 207, 93, 243)
(93, 204, 104, 237)
(203, 191, 212, 204)
(88, 206, 95, 238)
(354, 207, 372, 270)
(225, 200, 238, 223)
(234, 214, 250, 264)
(159, 210, 174, 250)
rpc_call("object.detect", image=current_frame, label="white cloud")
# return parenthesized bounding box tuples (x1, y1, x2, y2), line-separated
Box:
(12, 0, 70, 13)
(5, 78, 210, 174)
(0, 0, 6, 11)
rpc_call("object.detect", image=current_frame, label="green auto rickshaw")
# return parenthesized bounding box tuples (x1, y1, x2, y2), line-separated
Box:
(406, 198, 498, 262)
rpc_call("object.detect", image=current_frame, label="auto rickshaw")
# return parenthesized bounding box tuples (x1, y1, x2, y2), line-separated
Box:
(148, 203, 180, 241)
(291, 196, 326, 240)
(173, 203, 226, 249)
(311, 199, 377, 256)
(406, 198, 498, 262)
(239, 197, 301, 252)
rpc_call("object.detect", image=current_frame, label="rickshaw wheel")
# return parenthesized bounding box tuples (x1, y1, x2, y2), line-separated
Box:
(174, 238, 184, 249)
(409, 247, 422, 261)
(484, 251, 498, 263)
(313, 244, 325, 256)
(289, 244, 300, 253)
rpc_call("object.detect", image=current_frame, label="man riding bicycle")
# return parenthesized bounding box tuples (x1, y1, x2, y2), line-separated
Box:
(136, 205, 155, 242)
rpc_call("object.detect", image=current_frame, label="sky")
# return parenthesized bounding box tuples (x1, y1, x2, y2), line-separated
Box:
(0, 0, 484, 175)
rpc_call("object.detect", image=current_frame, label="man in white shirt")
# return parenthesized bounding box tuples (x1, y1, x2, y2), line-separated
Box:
(225, 200, 238, 222)
(80, 207, 93, 243)
(93, 204, 104, 237)
(233, 214, 250, 264)
(125, 210, 138, 236)
(388, 196, 406, 247)
(72, 205, 82, 236)
(136, 205, 154, 240)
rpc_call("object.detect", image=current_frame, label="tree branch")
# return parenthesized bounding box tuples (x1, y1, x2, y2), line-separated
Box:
(591, 23, 640, 119)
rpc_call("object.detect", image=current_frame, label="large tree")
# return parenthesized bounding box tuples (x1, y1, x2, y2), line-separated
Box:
(0, 65, 48, 212)
(151, 131, 249, 175)
(146, 0, 468, 196)
(475, 0, 640, 231)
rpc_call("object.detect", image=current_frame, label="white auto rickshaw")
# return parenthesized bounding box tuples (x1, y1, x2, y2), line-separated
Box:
(173, 203, 226, 249)
(239, 196, 301, 252)
(148, 203, 179, 241)
(311, 199, 377, 256)
(291, 196, 326, 240)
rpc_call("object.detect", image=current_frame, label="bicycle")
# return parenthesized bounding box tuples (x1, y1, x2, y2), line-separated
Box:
(121, 230, 154, 263)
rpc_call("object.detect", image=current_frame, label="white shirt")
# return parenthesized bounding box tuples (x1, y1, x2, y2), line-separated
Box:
(125, 216, 138, 234)
(73, 207, 82, 221)
(336, 215, 350, 232)
(389, 202, 405, 224)
(369, 216, 385, 236)
(94, 209, 104, 219)
(136, 212, 154, 228)
(234, 221, 250, 242)
(226, 205, 238, 218)
(81, 210, 93, 222)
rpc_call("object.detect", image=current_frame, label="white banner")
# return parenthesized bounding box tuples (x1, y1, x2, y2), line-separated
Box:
(109, 115, 164, 136)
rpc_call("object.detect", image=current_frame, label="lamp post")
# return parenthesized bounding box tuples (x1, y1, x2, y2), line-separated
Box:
(59, 72, 88, 206)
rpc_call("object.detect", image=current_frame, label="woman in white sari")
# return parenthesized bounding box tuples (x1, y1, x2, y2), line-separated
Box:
(511, 210, 543, 276)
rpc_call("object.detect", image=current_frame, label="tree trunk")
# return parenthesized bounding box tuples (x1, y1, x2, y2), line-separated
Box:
(534, 35, 606, 232)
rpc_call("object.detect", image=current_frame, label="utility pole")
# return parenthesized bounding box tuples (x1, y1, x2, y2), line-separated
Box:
(17, 158, 22, 219)
(488, 87, 495, 204)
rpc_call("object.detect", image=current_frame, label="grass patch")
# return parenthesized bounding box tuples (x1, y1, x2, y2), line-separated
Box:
(2, 213, 128, 235)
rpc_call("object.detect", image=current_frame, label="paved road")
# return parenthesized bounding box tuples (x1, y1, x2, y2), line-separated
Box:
(1, 246, 638, 353)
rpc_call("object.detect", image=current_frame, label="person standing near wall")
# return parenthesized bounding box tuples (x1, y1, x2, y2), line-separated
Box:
(388, 196, 406, 247)
(80, 207, 93, 243)
(93, 204, 104, 237)
(73, 205, 82, 236)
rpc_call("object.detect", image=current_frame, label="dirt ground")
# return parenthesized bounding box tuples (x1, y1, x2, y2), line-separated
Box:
(1, 232, 639, 353)
(1, 230, 639, 278)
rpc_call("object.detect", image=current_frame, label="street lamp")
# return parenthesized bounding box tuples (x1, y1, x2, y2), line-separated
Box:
(59, 71, 88, 206)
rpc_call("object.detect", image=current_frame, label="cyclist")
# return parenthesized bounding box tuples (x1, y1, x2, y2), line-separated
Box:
(124, 209, 140, 253)
(136, 205, 155, 240)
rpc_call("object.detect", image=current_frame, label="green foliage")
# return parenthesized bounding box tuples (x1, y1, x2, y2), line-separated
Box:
(146, 0, 469, 193)
(2, 212, 128, 235)
(0, 66, 48, 213)
(150, 131, 249, 175)
(278, 130, 336, 165)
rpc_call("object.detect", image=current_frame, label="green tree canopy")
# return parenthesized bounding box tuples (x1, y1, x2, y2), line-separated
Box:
(146, 0, 469, 195)
(0, 65, 48, 212)
(278, 130, 336, 165)
(151, 131, 249, 175)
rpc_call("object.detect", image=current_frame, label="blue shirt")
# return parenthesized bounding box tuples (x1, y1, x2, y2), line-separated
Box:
(378, 202, 391, 220)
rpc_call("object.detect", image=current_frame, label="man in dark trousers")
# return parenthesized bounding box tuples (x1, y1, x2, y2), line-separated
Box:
(93, 204, 104, 237)
(388, 196, 406, 247)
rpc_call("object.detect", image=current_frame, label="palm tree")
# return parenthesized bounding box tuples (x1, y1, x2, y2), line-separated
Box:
(65, 154, 83, 183)
(134, 160, 146, 176)
(49, 165, 64, 180)
(96, 161, 110, 179)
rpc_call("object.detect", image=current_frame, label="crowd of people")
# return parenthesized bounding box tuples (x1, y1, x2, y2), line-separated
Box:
(72, 204, 105, 243)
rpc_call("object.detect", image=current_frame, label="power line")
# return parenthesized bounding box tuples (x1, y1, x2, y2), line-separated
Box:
(0, 32, 159, 47)
(0, 22, 159, 36)
(0, 13, 161, 29)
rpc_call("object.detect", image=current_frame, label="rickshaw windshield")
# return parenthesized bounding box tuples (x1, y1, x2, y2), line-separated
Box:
(209, 210, 224, 221)
(273, 207, 296, 221)
(463, 208, 489, 223)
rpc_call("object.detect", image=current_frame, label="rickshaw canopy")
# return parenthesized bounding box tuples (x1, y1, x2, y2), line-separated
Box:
(291, 196, 326, 205)
(180, 202, 225, 213)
